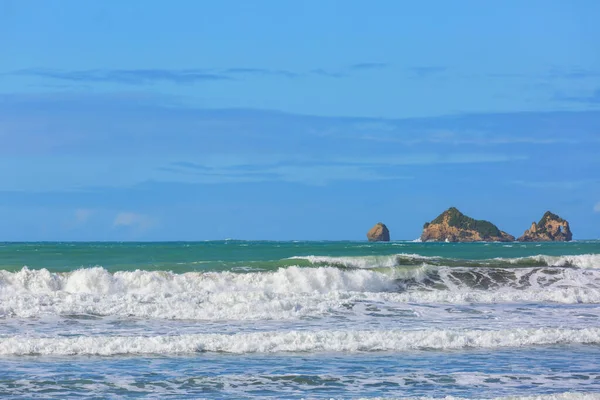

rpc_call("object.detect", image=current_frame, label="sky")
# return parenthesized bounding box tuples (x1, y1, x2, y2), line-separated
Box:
(0, 0, 599, 240)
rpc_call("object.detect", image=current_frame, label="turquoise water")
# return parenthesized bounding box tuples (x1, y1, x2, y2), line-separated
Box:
(1, 240, 596, 272)
(1, 241, 599, 399)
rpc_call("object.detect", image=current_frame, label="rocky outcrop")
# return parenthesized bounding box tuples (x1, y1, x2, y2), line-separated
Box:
(518, 211, 572, 242)
(421, 207, 514, 242)
(367, 222, 390, 242)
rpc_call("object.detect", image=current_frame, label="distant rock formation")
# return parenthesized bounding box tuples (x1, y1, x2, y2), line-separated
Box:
(367, 222, 390, 242)
(421, 207, 515, 242)
(518, 211, 572, 242)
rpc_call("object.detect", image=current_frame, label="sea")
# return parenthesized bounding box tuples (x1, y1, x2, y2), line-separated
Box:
(1, 240, 600, 399)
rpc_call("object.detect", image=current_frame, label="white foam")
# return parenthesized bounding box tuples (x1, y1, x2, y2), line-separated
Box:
(290, 253, 436, 269)
(1, 266, 600, 320)
(363, 393, 600, 400)
(378, 286, 600, 305)
(0, 266, 395, 320)
(500, 394, 600, 400)
(0, 265, 393, 296)
(293, 253, 600, 269)
(500, 254, 600, 269)
(1, 327, 599, 355)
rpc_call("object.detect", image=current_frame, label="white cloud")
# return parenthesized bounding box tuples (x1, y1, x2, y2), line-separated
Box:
(113, 212, 155, 231)
(74, 208, 94, 224)
(594, 202, 600, 213)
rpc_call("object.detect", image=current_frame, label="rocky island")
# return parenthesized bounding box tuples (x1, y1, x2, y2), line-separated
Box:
(421, 207, 515, 242)
(367, 222, 390, 242)
(517, 211, 572, 242)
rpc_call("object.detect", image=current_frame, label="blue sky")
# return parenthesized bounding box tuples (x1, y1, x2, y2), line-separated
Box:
(0, 0, 599, 240)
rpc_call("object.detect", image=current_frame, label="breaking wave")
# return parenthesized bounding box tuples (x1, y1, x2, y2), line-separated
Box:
(0, 266, 393, 320)
(1, 327, 599, 355)
(1, 264, 600, 319)
(292, 253, 600, 270)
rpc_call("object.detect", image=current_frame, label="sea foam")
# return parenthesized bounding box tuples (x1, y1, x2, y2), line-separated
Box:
(293, 253, 600, 270)
(1, 327, 599, 355)
(0, 265, 393, 295)
(0, 266, 394, 320)
(1, 265, 600, 320)
(362, 393, 600, 400)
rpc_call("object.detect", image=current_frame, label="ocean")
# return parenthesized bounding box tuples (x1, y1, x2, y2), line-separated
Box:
(1, 240, 599, 399)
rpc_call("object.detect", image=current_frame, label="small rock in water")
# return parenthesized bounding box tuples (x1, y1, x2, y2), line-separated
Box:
(367, 222, 390, 242)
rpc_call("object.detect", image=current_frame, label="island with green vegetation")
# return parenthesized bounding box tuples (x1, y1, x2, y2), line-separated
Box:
(421, 207, 515, 242)
(517, 211, 572, 242)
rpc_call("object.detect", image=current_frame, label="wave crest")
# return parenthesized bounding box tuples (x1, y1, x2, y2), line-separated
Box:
(0, 265, 394, 296)
(1, 327, 599, 355)
(292, 253, 600, 270)
(1, 265, 599, 320)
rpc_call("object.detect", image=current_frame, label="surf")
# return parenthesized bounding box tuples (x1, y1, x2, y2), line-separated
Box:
(291, 253, 600, 270)
(2, 327, 599, 355)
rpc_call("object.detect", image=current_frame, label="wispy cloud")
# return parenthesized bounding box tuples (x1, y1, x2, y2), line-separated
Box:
(549, 67, 600, 80)
(161, 160, 411, 185)
(13, 64, 600, 88)
(310, 69, 345, 78)
(594, 202, 600, 213)
(113, 211, 155, 231)
(358, 131, 589, 145)
(74, 208, 94, 224)
(157, 153, 524, 185)
(469, 66, 600, 81)
(169, 161, 214, 171)
(1, 92, 598, 191)
(509, 179, 600, 190)
(63, 208, 95, 230)
(328, 154, 527, 167)
(15, 68, 232, 85)
(557, 89, 600, 104)
(11, 62, 389, 85)
(409, 66, 447, 78)
(224, 67, 300, 79)
(349, 62, 387, 71)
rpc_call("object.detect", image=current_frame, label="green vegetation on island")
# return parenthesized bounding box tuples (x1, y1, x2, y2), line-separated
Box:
(431, 207, 502, 238)
(518, 211, 572, 242)
(422, 207, 514, 242)
(538, 211, 564, 225)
